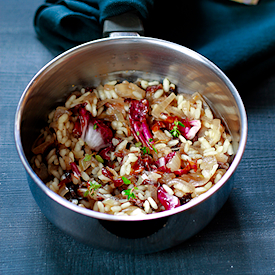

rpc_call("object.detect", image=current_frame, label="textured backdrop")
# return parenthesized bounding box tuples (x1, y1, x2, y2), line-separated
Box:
(0, 0, 274, 274)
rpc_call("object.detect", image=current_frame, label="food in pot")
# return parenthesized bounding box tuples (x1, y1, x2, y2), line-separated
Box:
(31, 78, 234, 216)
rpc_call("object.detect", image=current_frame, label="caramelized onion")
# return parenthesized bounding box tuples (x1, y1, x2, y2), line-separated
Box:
(166, 152, 181, 172)
(59, 185, 69, 197)
(178, 173, 208, 187)
(207, 119, 223, 146)
(32, 132, 55, 155)
(53, 107, 72, 122)
(151, 93, 176, 118)
(153, 130, 170, 142)
(158, 173, 176, 185)
(166, 105, 185, 118)
(97, 98, 125, 109)
(115, 81, 145, 99)
(167, 178, 195, 193)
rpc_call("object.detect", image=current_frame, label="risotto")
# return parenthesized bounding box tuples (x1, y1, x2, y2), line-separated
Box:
(31, 78, 234, 216)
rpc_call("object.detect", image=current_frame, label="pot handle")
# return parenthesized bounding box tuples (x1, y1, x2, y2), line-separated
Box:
(103, 12, 144, 37)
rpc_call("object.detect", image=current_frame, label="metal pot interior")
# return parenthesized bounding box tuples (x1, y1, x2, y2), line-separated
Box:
(20, 37, 244, 162)
(15, 37, 247, 229)
(15, 36, 247, 252)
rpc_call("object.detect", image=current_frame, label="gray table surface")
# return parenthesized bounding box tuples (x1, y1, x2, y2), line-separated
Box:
(1, 1, 275, 274)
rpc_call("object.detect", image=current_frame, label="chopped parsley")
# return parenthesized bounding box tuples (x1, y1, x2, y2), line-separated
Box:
(84, 180, 102, 197)
(121, 176, 132, 185)
(152, 144, 158, 153)
(95, 155, 104, 163)
(84, 154, 92, 162)
(93, 123, 97, 130)
(170, 120, 185, 138)
(148, 138, 158, 153)
(177, 121, 185, 127)
(123, 187, 138, 200)
(135, 142, 142, 147)
(141, 146, 150, 155)
(121, 177, 137, 200)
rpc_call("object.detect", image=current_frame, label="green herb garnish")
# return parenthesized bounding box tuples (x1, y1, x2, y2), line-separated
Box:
(148, 138, 158, 153)
(121, 176, 132, 185)
(170, 121, 185, 138)
(152, 144, 157, 153)
(141, 146, 150, 155)
(93, 123, 97, 130)
(123, 187, 138, 200)
(84, 180, 102, 197)
(170, 127, 180, 138)
(84, 154, 92, 162)
(135, 142, 142, 147)
(177, 121, 185, 127)
(137, 131, 140, 136)
(95, 155, 104, 163)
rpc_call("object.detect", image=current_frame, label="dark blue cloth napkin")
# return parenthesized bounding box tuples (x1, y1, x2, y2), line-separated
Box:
(34, 0, 275, 86)
(146, 0, 275, 86)
(34, 0, 154, 51)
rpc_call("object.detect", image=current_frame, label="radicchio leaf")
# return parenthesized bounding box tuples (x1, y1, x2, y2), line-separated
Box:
(84, 118, 113, 151)
(157, 186, 180, 210)
(72, 105, 113, 151)
(70, 162, 81, 179)
(155, 152, 176, 172)
(179, 119, 201, 140)
(98, 146, 113, 161)
(72, 104, 89, 138)
(129, 99, 154, 149)
(101, 167, 123, 187)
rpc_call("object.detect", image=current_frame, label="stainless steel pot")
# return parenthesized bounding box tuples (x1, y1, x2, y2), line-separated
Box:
(14, 17, 247, 253)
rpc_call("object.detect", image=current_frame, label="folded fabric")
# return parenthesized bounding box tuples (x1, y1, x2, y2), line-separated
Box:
(145, 0, 275, 86)
(34, 0, 275, 86)
(34, 0, 154, 52)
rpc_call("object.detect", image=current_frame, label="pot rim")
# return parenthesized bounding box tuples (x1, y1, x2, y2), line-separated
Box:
(14, 36, 248, 222)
